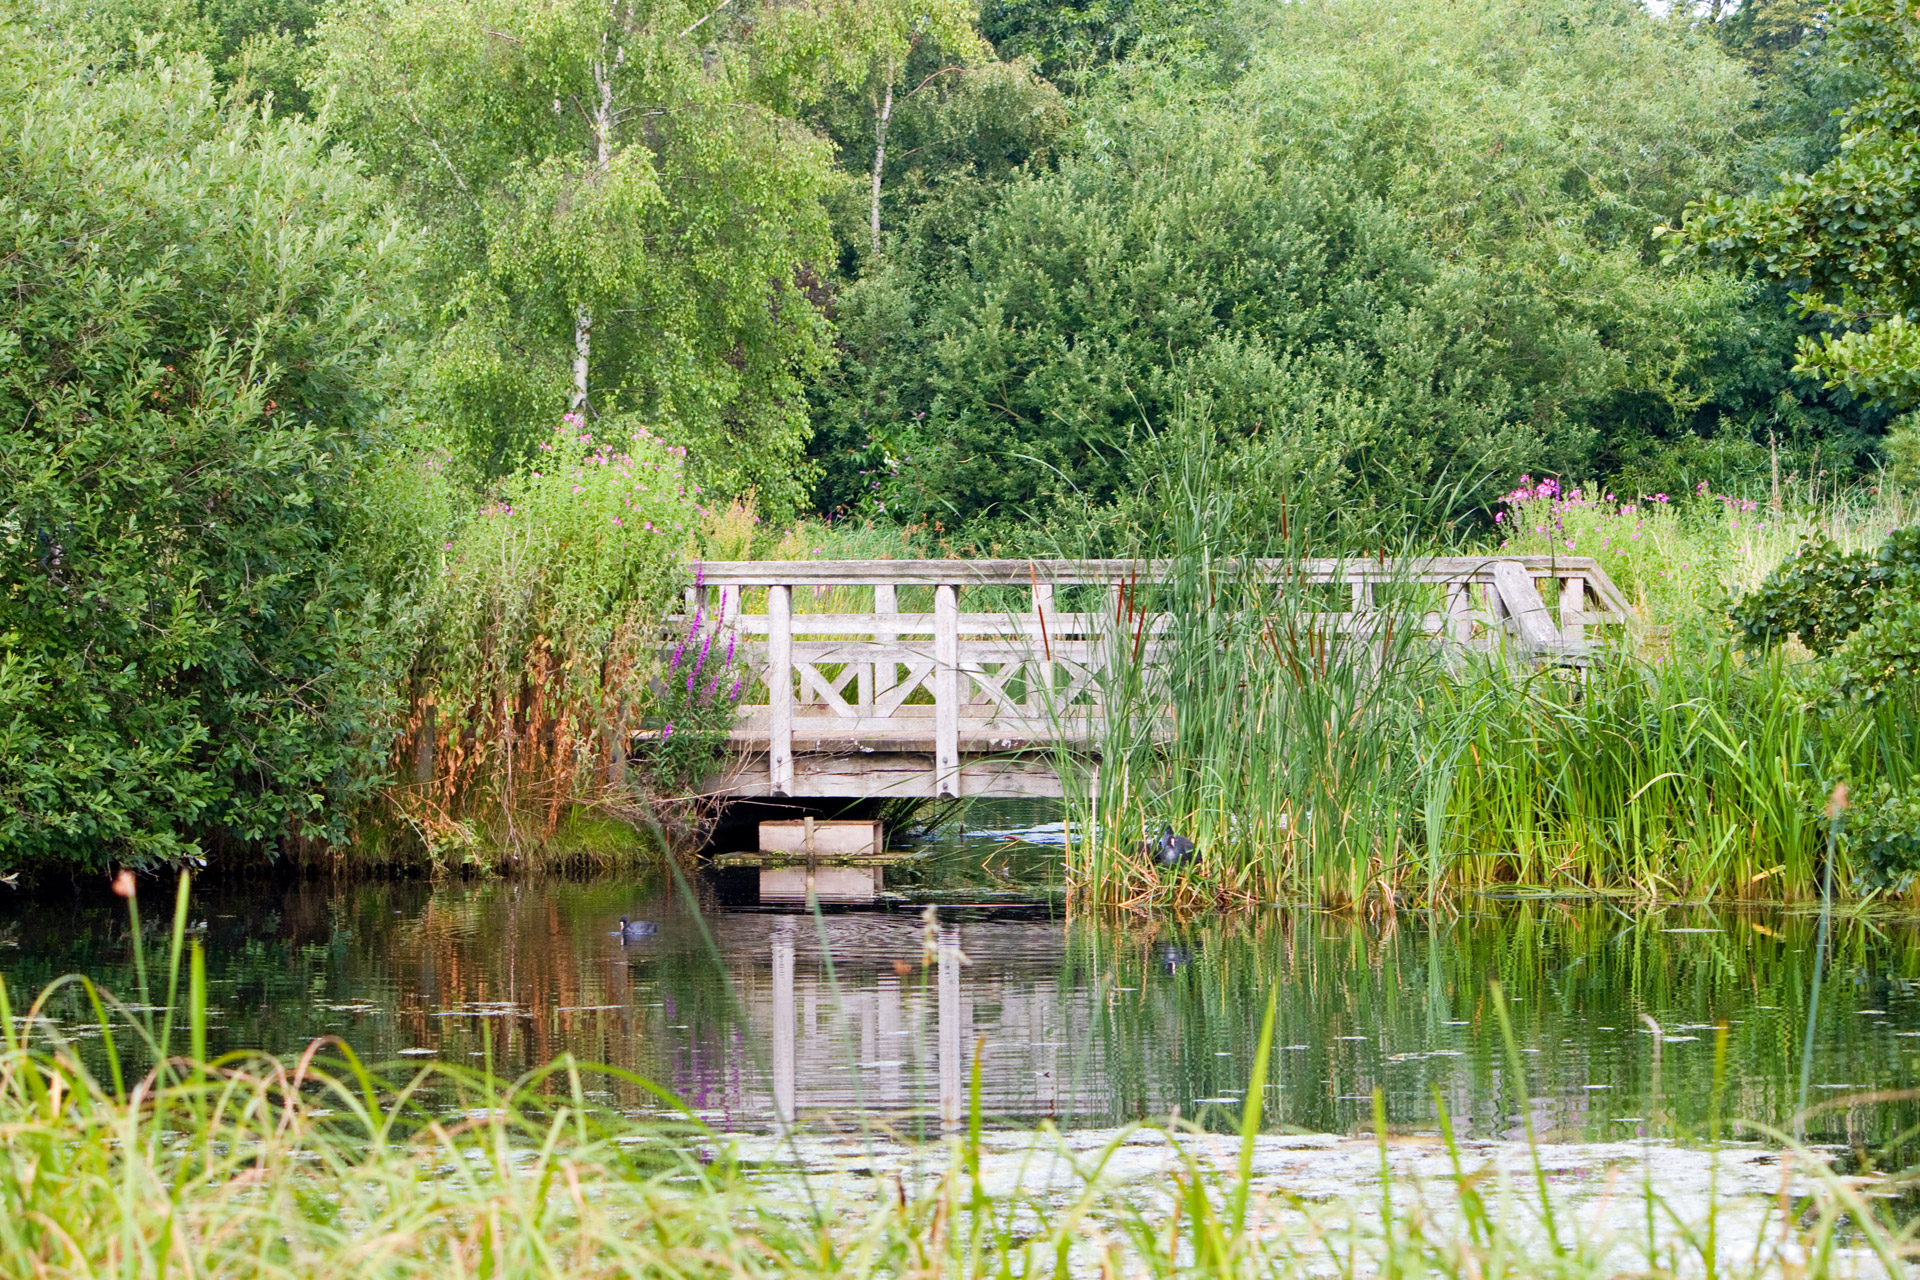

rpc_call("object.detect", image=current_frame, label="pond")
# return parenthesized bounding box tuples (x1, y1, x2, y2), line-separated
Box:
(3, 806, 1917, 1161)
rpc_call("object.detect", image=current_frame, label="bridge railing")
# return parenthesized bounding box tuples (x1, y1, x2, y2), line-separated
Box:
(679, 557, 1630, 796)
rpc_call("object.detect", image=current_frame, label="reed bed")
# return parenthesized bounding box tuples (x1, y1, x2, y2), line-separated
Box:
(1039, 449, 1920, 909)
(3, 881, 1916, 1279)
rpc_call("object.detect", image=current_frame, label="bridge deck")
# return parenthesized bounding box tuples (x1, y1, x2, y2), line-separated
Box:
(679, 557, 1630, 800)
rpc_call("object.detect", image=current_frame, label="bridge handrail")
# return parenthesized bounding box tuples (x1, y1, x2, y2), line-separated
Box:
(690, 556, 1632, 619)
(680, 556, 1632, 797)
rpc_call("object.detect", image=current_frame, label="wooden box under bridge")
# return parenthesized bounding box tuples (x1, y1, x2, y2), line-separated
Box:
(712, 819, 906, 905)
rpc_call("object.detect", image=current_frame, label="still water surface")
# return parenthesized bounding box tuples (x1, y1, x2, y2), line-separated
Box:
(3, 812, 1918, 1154)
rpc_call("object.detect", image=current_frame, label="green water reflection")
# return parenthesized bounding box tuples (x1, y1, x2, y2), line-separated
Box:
(2, 877, 1917, 1154)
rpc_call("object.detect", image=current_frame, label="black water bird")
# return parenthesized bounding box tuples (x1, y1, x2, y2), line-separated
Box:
(614, 917, 658, 940)
(1158, 943, 1195, 974)
(1149, 823, 1197, 869)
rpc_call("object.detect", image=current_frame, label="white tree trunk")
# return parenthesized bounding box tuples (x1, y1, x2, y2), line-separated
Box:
(870, 74, 894, 260)
(572, 304, 592, 413)
(572, 44, 617, 416)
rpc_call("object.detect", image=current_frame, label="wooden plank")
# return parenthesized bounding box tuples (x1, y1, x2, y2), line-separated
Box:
(1030, 583, 1054, 715)
(1490, 561, 1564, 653)
(758, 818, 884, 857)
(1560, 575, 1586, 648)
(1445, 582, 1472, 647)
(699, 612, 1142, 637)
(767, 584, 794, 794)
(715, 849, 916, 869)
(702, 753, 1066, 798)
(934, 583, 959, 797)
(691, 555, 1631, 595)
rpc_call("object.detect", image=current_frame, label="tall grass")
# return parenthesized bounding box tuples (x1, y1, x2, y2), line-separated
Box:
(1048, 444, 1920, 908)
(3, 876, 1915, 1279)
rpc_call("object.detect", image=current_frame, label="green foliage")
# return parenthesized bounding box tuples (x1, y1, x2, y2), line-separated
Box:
(817, 0, 1866, 531)
(1494, 478, 1758, 625)
(635, 594, 747, 792)
(19, 0, 330, 112)
(314, 0, 837, 507)
(1731, 526, 1920, 654)
(1731, 540, 1880, 653)
(0, 29, 423, 871)
(396, 417, 696, 860)
(1841, 781, 1920, 889)
(1678, 0, 1920, 411)
(980, 0, 1254, 89)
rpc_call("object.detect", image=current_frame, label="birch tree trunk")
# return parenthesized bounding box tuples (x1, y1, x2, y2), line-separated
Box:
(870, 71, 894, 260)
(573, 41, 618, 415)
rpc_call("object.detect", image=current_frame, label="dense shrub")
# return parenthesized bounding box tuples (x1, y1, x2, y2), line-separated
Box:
(390, 417, 710, 863)
(813, 0, 1872, 532)
(1731, 527, 1920, 656)
(0, 31, 423, 871)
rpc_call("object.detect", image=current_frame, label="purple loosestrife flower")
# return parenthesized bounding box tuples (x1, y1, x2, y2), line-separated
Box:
(693, 626, 714, 678)
(728, 677, 743, 701)
(661, 723, 674, 743)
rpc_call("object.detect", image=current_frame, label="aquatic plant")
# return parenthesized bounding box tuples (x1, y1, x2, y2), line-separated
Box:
(0, 877, 1913, 1280)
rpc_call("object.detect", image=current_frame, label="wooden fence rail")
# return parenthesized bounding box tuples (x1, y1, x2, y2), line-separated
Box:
(675, 557, 1631, 799)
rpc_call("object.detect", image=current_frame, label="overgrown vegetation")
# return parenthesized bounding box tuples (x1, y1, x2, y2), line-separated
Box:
(9, 0, 1920, 884)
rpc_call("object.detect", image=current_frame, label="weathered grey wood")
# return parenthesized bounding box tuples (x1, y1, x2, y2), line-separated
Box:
(676, 555, 1629, 801)
(934, 583, 959, 797)
(715, 849, 916, 869)
(693, 556, 1633, 615)
(767, 584, 794, 794)
(1491, 561, 1564, 653)
(1029, 583, 1054, 714)
(719, 612, 1141, 637)
(1444, 583, 1472, 647)
(1560, 575, 1586, 648)
(705, 752, 1065, 798)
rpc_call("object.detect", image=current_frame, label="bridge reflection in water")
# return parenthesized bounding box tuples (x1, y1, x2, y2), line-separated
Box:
(747, 915, 1071, 1135)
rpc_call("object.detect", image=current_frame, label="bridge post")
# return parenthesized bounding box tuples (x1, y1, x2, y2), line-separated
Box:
(1559, 574, 1586, 649)
(870, 583, 898, 710)
(934, 583, 959, 797)
(768, 583, 794, 795)
(1029, 582, 1053, 712)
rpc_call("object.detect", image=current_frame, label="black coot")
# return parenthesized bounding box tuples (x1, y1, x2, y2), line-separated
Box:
(1152, 823, 1197, 868)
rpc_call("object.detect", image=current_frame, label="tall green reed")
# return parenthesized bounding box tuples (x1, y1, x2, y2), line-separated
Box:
(1045, 437, 1919, 905)
(1049, 433, 1447, 908)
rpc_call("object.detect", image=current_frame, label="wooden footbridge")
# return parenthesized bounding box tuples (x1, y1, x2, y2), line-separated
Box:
(681, 557, 1630, 802)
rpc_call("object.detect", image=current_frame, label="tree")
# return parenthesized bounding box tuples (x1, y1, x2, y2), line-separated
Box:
(815, 0, 1855, 528)
(315, 0, 837, 507)
(0, 26, 426, 870)
(18, 0, 333, 112)
(1677, 0, 1920, 411)
(754, 0, 986, 261)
